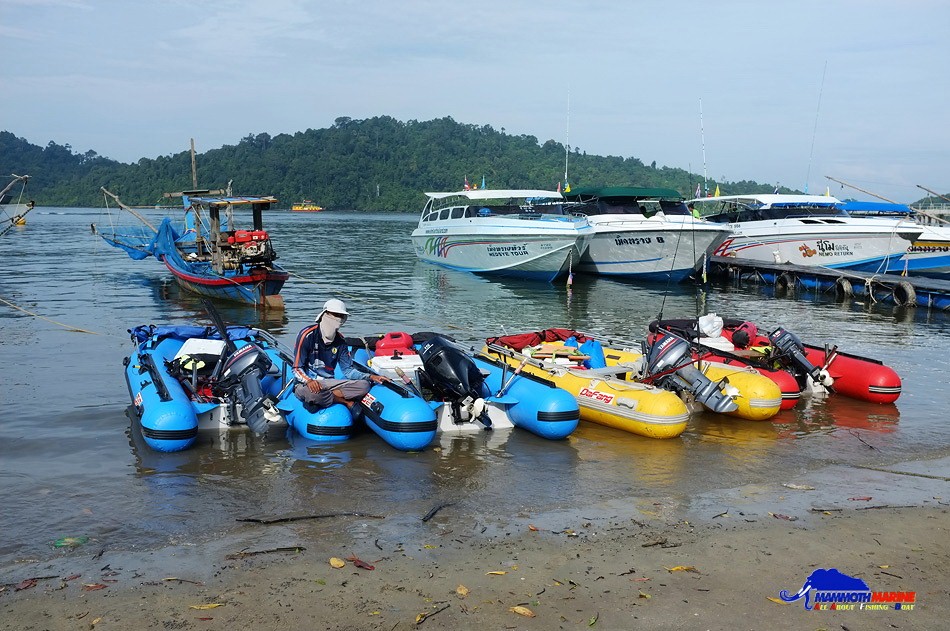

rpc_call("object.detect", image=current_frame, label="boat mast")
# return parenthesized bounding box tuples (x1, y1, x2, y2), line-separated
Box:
(564, 91, 570, 190)
(190, 138, 198, 189)
(804, 62, 827, 194)
(699, 99, 708, 196)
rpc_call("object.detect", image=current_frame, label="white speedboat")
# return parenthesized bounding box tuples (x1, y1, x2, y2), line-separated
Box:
(410, 189, 593, 282)
(840, 201, 950, 278)
(692, 194, 922, 272)
(564, 186, 732, 281)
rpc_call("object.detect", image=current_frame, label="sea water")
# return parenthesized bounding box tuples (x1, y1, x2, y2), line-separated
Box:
(1, 208, 948, 571)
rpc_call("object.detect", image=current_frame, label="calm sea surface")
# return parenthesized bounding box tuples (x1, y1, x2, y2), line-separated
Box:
(1, 208, 949, 572)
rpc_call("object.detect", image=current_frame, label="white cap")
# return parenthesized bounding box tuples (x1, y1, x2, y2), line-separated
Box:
(317, 298, 349, 321)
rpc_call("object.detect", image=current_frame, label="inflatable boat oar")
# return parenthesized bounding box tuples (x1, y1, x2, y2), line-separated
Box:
(394, 366, 425, 399)
(496, 357, 528, 398)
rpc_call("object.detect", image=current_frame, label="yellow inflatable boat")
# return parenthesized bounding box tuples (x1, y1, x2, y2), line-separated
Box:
(482, 344, 689, 439)
(486, 329, 781, 422)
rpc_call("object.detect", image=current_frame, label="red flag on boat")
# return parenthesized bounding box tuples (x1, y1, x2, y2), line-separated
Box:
(557, 182, 562, 193)
(463, 176, 471, 190)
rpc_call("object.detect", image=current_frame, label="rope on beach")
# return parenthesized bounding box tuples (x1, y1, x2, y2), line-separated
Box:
(0, 294, 102, 335)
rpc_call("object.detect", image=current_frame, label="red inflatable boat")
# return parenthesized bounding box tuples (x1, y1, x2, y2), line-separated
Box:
(650, 318, 901, 406)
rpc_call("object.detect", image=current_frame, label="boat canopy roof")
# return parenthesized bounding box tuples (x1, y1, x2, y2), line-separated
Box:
(839, 201, 912, 214)
(689, 194, 842, 208)
(187, 195, 279, 208)
(564, 186, 683, 201)
(425, 189, 563, 201)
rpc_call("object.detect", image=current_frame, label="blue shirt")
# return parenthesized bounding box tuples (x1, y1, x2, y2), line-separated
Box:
(292, 324, 369, 382)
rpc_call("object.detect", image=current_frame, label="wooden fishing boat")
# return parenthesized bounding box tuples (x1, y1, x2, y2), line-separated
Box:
(97, 187, 289, 308)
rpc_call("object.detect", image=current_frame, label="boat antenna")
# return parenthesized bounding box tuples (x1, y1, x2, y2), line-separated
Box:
(804, 61, 827, 194)
(699, 99, 708, 196)
(564, 89, 571, 190)
(190, 138, 198, 189)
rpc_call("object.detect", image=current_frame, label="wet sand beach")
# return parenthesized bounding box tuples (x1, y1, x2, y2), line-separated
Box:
(3, 456, 946, 631)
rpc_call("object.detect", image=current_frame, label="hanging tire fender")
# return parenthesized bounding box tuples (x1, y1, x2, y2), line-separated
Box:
(892, 280, 916, 307)
(774, 272, 795, 293)
(834, 277, 853, 298)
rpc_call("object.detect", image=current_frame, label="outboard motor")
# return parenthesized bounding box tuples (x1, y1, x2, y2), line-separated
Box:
(418, 336, 491, 428)
(643, 331, 739, 414)
(768, 327, 834, 389)
(217, 342, 280, 434)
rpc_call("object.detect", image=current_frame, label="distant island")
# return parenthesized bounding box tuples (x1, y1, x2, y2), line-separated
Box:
(0, 117, 929, 211)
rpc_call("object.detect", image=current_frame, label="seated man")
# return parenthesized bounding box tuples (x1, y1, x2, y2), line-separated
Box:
(292, 299, 388, 412)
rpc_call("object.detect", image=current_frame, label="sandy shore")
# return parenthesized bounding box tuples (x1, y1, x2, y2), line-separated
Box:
(2, 482, 946, 631)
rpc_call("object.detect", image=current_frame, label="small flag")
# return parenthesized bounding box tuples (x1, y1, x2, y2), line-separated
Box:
(825, 186, 831, 196)
(463, 176, 470, 191)
(694, 183, 701, 198)
(481, 175, 486, 189)
(564, 181, 571, 193)
(713, 185, 720, 197)
(557, 182, 561, 193)
(773, 185, 779, 194)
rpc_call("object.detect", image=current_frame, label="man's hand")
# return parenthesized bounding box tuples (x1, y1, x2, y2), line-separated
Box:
(305, 378, 322, 393)
(369, 374, 389, 385)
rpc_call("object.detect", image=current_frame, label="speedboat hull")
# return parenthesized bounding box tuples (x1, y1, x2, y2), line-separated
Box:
(411, 188, 592, 282)
(710, 219, 920, 272)
(411, 228, 590, 282)
(579, 217, 729, 280)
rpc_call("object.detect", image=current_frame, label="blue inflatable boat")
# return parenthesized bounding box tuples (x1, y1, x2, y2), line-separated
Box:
(353, 332, 579, 441)
(125, 324, 438, 453)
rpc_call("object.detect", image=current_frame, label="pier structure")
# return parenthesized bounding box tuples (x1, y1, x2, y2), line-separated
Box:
(707, 256, 950, 311)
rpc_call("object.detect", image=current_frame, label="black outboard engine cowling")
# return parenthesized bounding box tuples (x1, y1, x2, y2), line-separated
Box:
(217, 342, 276, 435)
(644, 331, 739, 414)
(418, 336, 491, 427)
(768, 327, 831, 388)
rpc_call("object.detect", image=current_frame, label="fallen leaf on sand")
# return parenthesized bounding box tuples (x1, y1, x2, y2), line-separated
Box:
(638, 590, 651, 599)
(663, 566, 699, 574)
(768, 512, 798, 521)
(63, 574, 81, 581)
(588, 612, 599, 625)
(849, 496, 873, 501)
(91, 617, 102, 626)
(81, 583, 107, 591)
(486, 571, 507, 576)
(528, 524, 539, 531)
(455, 585, 469, 598)
(878, 565, 890, 569)
(509, 605, 535, 617)
(782, 483, 815, 490)
(346, 555, 375, 570)
(766, 596, 789, 605)
(329, 557, 346, 569)
(630, 577, 651, 582)
(189, 603, 222, 610)
(14, 579, 37, 591)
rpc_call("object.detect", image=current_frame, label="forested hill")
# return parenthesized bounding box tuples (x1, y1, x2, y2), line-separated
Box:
(2, 116, 781, 210)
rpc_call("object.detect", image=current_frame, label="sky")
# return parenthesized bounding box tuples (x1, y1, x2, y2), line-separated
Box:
(2, 0, 947, 203)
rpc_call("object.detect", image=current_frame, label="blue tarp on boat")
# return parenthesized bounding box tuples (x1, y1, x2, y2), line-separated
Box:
(840, 201, 912, 215)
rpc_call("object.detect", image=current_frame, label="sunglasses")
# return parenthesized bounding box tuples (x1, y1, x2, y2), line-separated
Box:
(326, 312, 348, 322)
